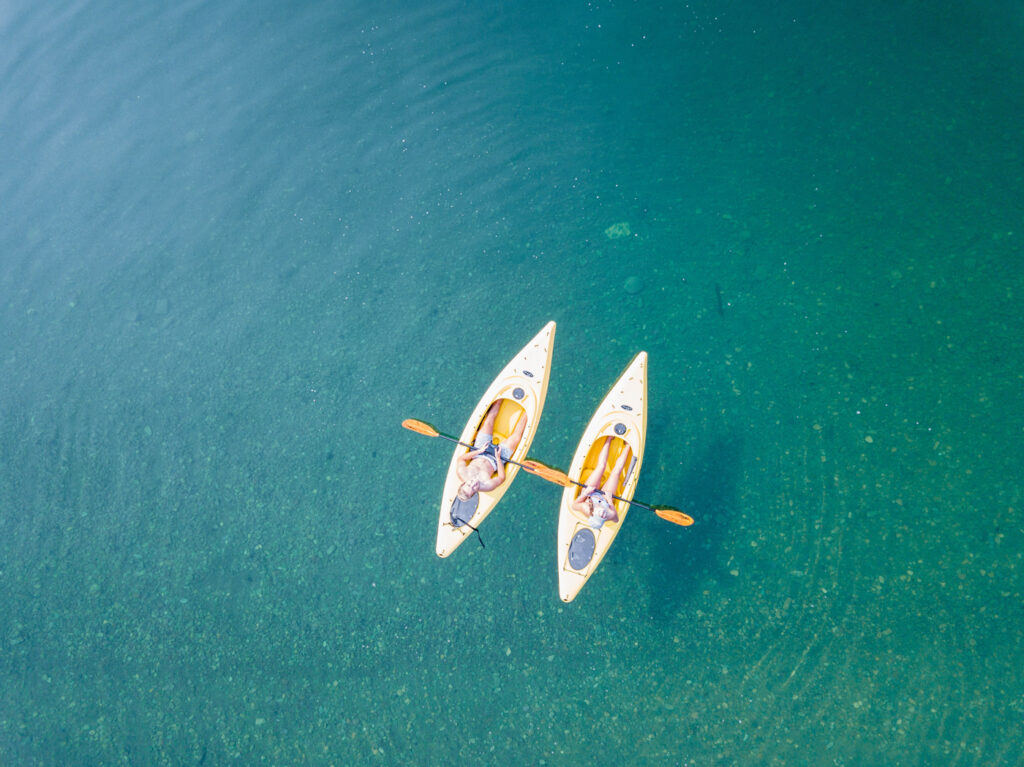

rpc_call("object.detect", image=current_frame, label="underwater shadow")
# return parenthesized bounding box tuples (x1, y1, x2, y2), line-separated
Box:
(642, 431, 744, 622)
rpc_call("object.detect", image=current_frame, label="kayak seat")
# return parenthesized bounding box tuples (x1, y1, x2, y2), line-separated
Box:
(494, 400, 525, 444)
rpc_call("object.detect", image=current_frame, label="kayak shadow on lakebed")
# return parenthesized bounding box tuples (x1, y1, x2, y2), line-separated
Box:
(633, 431, 743, 622)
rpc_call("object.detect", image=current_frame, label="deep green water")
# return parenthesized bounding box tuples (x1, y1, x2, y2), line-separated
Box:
(2, 0, 1022, 764)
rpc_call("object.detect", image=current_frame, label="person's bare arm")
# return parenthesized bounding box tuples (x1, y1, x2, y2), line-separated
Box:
(570, 487, 593, 514)
(457, 449, 483, 481)
(458, 447, 484, 467)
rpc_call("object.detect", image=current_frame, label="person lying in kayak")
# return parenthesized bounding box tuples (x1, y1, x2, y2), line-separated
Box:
(571, 435, 631, 528)
(456, 400, 528, 502)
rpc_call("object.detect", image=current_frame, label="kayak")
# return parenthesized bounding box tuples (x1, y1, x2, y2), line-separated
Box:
(556, 351, 647, 602)
(436, 321, 556, 557)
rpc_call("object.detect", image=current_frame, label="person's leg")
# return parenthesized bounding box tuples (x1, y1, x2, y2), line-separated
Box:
(474, 400, 502, 449)
(501, 407, 529, 457)
(601, 440, 632, 496)
(583, 435, 612, 487)
(480, 400, 501, 434)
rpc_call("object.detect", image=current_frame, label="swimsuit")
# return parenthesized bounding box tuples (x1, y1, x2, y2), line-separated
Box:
(583, 488, 616, 528)
(472, 432, 511, 473)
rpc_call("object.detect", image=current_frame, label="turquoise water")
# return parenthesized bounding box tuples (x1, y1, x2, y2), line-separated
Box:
(2, 0, 1022, 764)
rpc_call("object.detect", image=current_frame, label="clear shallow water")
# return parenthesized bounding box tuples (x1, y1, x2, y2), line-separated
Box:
(1, 0, 1022, 764)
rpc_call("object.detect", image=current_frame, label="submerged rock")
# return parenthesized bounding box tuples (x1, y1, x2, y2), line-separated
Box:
(604, 222, 631, 239)
(624, 275, 644, 295)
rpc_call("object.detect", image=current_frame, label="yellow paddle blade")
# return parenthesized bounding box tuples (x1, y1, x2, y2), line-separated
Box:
(401, 418, 439, 437)
(655, 509, 694, 527)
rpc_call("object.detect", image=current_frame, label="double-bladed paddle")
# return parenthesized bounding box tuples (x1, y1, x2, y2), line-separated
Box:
(402, 418, 694, 527)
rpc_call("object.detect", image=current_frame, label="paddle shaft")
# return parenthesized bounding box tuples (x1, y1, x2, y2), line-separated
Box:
(427, 428, 532, 473)
(552, 467, 692, 525)
(519, 459, 672, 515)
(559, 473, 657, 513)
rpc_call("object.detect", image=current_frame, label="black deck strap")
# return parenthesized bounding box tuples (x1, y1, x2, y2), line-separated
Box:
(463, 520, 485, 548)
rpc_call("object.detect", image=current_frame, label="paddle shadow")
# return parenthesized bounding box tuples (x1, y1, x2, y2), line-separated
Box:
(640, 430, 744, 622)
